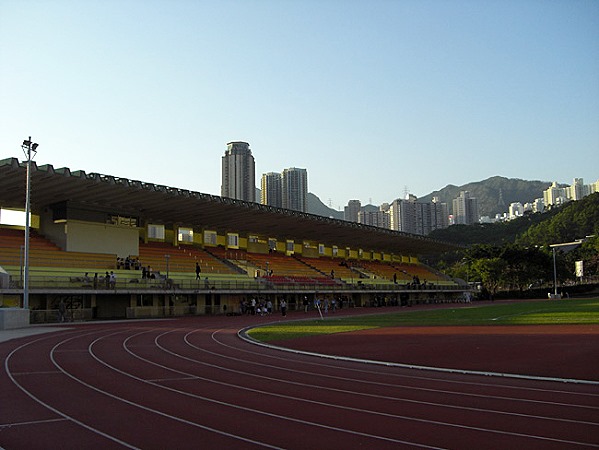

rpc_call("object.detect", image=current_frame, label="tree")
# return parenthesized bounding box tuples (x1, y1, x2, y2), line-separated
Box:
(471, 257, 507, 297)
(500, 245, 552, 292)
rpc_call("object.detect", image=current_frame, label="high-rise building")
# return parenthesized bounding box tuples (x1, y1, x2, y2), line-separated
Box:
(531, 198, 545, 213)
(358, 205, 390, 229)
(431, 197, 449, 231)
(508, 202, 524, 220)
(281, 167, 308, 212)
(261, 172, 282, 207)
(344, 200, 361, 222)
(350, 196, 447, 235)
(543, 182, 567, 207)
(452, 191, 479, 225)
(221, 141, 256, 202)
(544, 178, 598, 208)
(390, 195, 419, 234)
(567, 178, 588, 201)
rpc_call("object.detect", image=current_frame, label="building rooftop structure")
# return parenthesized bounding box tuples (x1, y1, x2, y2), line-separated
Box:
(0, 157, 458, 256)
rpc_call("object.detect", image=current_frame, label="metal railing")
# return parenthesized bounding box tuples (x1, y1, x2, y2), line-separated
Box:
(4, 274, 463, 292)
(29, 308, 94, 324)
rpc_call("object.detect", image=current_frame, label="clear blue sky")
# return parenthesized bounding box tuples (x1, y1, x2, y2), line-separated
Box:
(1, 0, 598, 210)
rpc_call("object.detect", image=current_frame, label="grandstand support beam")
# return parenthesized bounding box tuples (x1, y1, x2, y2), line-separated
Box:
(21, 136, 38, 311)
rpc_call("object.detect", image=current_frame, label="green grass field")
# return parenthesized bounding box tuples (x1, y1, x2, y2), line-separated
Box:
(247, 298, 599, 342)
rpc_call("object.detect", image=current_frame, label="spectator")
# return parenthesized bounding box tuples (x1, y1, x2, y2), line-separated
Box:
(58, 299, 66, 323)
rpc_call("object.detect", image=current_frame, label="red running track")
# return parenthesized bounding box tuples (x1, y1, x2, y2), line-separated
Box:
(1, 308, 598, 449)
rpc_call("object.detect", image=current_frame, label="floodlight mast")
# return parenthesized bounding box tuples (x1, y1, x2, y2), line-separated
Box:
(21, 137, 38, 310)
(552, 247, 558, 298)
(549, 239, 586, 299)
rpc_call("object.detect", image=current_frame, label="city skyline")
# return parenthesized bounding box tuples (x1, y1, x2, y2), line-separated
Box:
(1, 1, 598, 208)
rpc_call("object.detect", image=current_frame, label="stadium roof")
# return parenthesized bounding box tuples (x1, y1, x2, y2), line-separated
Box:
(0, 157, 459, 255)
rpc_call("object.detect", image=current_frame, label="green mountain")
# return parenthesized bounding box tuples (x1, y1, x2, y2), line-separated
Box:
(429, 192, 599, 247)
(307, 193, 344, 219)
(517, 192, 599, 246)
(287, 176, 558, 222)
(418, 176, 551, 217)
(309, 176, 552, 220)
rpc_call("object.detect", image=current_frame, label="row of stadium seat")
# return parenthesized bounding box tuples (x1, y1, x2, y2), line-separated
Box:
(0, 227, 451, 286)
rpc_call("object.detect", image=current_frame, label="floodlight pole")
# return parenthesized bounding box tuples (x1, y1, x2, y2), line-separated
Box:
(552, 247, 558, 298)
(21, 137, 38, 310)
(549, 238, 587, 299)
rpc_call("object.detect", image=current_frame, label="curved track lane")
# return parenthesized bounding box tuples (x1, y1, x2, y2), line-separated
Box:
(1, 314, 599, 449)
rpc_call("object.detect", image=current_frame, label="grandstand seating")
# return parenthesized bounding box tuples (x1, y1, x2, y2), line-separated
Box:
(208, 247, 343, 286)
(0, 227, 116, 269)
(351, 259, 451, 285)
(135, 241, 239, 275)
(294, 255, 358, 279)
(0, 227, 454, 291)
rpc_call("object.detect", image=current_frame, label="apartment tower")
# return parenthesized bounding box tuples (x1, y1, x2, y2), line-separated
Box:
(452, 191, 479, 225)
(261, 172, 283, 207)
(221, 141, 256, 202)
(281, 167, 308, 212)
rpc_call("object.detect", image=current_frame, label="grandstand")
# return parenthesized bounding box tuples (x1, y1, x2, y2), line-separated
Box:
(0, 157, 465, 323)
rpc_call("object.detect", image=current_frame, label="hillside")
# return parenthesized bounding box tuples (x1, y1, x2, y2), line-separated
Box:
(280, 176, 556, 222)
(427, 212, 556, 246)
(308, 176, 553, 219)
(517, 192, 599, 246)
(307, 193, 344, 219)
(429, 192, 599, 247)
(418, 176, 551, 217)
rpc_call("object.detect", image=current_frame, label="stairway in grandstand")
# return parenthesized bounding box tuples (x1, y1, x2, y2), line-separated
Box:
(293, 255, 360, 280)
(135, 241, 241, 275)
(208, 247, 343, 286)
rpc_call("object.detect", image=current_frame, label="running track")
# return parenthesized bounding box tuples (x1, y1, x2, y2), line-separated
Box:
(1, 309, 598, 449)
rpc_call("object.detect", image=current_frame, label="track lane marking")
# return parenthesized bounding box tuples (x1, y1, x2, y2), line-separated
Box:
(113, 329, 449, 449)
(4, 329, 141, 449)
(133, 328, 599, 448)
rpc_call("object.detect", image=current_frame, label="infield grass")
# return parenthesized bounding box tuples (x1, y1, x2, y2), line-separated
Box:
(247, 298, 599, 342)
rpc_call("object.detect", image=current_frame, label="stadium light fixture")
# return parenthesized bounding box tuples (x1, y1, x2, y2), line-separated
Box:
(21, 136, 38, 311)
(549, 239, 586, 299)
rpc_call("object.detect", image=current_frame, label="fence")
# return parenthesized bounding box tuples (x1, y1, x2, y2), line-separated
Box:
(6, 274, 462, 293)
(29, 308, 94, 324)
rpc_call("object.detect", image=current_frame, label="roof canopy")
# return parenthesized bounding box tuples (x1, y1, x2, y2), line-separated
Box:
(0, 158, 458, 255)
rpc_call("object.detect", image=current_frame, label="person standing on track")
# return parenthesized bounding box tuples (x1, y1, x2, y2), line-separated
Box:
(280, 299, 287, 317)
(58, 299, 66, 322)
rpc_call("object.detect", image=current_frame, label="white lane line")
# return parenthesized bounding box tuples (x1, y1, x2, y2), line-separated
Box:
(11, 371, 62, 376)
(0, 418, 67, 428)
(4, 330, 140, 450)
(114, 329, 448, 450)
(205, 330, 599, 413)
(239, 325, 599, 386)
(70, 331, 286, 450)
(144, 328, 599, 448)
(210, 327, 599, 399)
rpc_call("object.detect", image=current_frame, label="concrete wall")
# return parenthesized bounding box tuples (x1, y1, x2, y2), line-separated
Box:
(0, 308, 29, 330)
(0, 266, 9, 288)
(39, 209, 68, 249)
(66, 221, 139, 258)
